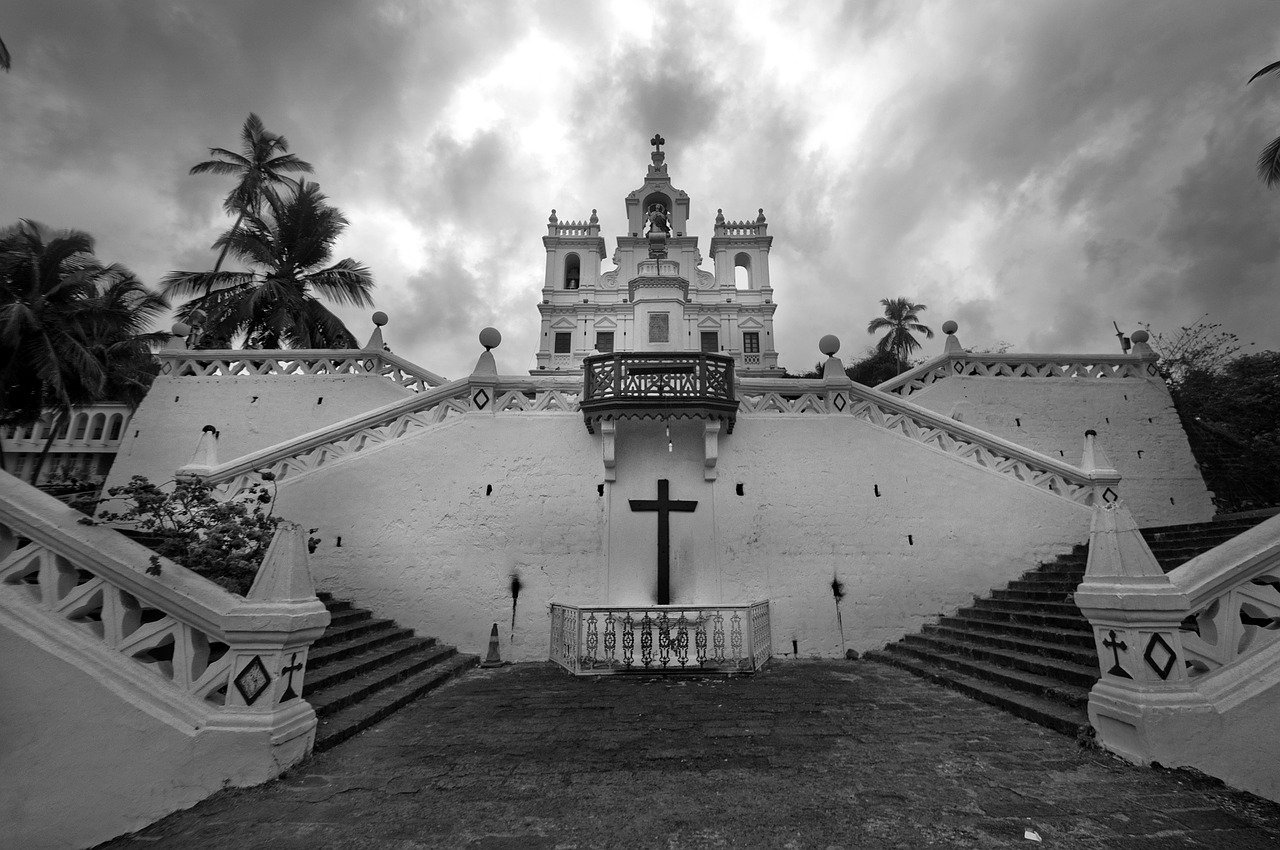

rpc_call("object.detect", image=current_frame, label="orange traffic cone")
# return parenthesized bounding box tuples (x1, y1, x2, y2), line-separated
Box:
(481, 623, 503, 667)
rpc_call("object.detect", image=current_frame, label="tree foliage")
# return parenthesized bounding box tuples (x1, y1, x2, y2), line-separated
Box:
(845, 347, 901, 386)
(0, 220, 168, 424)
(1249, 61, 1280, 186)
(867, 297, 934, 374)
(86, 474, 283, 596)
(163, 181, 373, 349)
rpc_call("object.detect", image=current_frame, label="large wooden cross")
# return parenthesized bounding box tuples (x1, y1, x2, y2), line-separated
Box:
(629, 478, 697, 605)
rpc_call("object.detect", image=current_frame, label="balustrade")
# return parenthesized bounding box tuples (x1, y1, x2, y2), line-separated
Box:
(156, 350, 447, 393)
(549, 602, 770, 674)
(580, 352, 739, 433)
(879, 352, 1160, 398)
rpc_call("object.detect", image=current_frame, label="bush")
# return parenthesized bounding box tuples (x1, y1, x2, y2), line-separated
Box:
(84, 473, 281, 596)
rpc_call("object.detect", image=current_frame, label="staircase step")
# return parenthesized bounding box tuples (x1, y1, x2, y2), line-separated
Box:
(938, 612, 1094, 646)
(902, 633, 1099, 688)
(307, 624, 417, 669)
(990, 588, 1077, 603)
(311, 616, 400, 648)
(922, 623, 1097, 667)
(971, 598, 1084, 618)
(308, 643, 462, 717)
(1007, 578, 1082, 594)
(954, 604, 1089, 632)
(324, 607, 373, 629)
(864, 649, 1089, 736)
(877, 642, 1090, 707)
(313, 653, 477, 751)
(304, 636, 439, 693)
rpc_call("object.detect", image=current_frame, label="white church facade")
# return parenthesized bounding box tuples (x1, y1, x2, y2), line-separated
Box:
(534, 135, 783, 376)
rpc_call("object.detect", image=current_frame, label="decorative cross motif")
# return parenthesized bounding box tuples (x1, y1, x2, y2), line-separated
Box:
(650, 133, 665, 153)
(1102, 630, 1133, 679)
(280, 652, 304, 701)
(629, 479, 697, 604)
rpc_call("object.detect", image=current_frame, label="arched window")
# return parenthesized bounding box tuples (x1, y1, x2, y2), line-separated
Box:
(734, 252, 752, 289)
(72, 413, 88, 441)
(89, 413, 106, 440)
(108, 414, 124, 441)
(564, 253, 580, 290)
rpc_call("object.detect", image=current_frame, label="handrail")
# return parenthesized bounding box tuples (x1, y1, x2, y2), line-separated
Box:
(875, 351, 1160, 398)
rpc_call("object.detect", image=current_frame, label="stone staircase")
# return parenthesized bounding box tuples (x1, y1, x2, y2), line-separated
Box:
(304, 592, 476, 751)
(865, 513, 1275, 736)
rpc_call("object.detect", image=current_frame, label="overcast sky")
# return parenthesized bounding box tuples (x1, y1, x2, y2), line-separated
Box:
(3, 1, 1279, 377)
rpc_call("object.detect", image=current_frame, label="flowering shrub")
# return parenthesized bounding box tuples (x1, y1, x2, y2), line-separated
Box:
(83, 473, 281, 596)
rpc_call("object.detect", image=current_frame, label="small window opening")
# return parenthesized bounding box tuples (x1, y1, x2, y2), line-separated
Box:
(742, 332, 760, 354)
(733, 252, 751, 289)
(595, 331, 614, 353)
(700, 331, 719, 353)
(564, 253, 581, 290)
(554, 332, 572, 354)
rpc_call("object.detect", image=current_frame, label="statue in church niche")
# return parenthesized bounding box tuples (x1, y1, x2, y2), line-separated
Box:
(646, 202, 670, 259)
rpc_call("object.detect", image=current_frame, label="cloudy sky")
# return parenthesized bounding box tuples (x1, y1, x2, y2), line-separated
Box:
(3, 1, 1279, 376)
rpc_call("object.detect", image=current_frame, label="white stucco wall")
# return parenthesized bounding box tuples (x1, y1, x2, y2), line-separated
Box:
(101, 374, 413, 494)
(263, 410, 1091, 663)
(0, 619, 292, 850)
(906, 376, 1212, 526)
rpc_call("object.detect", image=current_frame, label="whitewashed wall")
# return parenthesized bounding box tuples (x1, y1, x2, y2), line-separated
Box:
(265, 410, 1092, 662)
(906, 376, 1212, 526)
(101, 374, 412, 494)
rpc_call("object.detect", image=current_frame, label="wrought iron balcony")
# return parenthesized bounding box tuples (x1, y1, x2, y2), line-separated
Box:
(580, 351, 739, 433)
(550, 602, 772, 675)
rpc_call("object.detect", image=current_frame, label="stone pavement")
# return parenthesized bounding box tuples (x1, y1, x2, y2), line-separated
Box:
(104, 661, 1280, 849)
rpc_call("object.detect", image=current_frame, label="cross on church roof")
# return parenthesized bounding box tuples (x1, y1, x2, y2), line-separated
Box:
(650, 133, 665, 153)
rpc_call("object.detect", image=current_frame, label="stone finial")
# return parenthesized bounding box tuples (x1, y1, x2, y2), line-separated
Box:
(170, 321, 191, 350)
(247, 521, 319, 603)
(756, 208, 766, 223)
(1082, 500, 1166, 582)
(1130, 329, 1154, 358)
(177, 425, 219, 478)
(819, 335, 849, 382)
(589, 209, 598, 225)
(715, 208, 725, 225)
(1081, 429, 1119, 477)
(942, 320, 963, 353)
(364, 311, 389, 350)
(472, 327, 501, 376)
(548, 209, 557, 224)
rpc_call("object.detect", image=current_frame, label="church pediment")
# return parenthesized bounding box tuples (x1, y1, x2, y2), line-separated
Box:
(696, 316, 721, 329)
(551, 317, 576, 330)
(738, 316, 764, 330)
(593, 317, 618, 329)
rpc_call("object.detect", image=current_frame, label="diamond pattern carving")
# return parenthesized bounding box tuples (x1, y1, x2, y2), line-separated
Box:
(1143, 633, 1176, 681)
(234, 655, 271, 705)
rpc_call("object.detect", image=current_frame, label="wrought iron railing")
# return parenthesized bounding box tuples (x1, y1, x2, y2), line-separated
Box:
(580, 352, 739, 432)
(549, 601, 771, 674)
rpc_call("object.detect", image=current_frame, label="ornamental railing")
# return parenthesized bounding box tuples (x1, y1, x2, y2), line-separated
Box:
(876, 352, 1160, 399)
(549, 601, 771, 674)
(580, 352, 739, 433)
(0, 472, 330, 724)
(156, 349, 449, 394)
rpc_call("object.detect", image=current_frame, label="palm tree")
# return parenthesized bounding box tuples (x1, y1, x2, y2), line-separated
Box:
(1249, 62, 1280, 185)
(191, 113, 313, 271)
(162, 181, 374, 349)
(0, 220, 169, 482)
(867, 297, 934, 374)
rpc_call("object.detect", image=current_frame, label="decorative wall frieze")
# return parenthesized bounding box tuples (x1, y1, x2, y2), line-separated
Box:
(156, 349, 448, 394)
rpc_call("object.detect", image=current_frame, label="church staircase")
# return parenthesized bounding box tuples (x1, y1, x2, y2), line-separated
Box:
(304, 592, 476, 751)
(865, 513, 1275, 736)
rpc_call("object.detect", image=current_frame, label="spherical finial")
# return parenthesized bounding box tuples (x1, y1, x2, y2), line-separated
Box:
(942, 320, 958, 335)
(371, 311, 389, 327)
(172, 321, 191, 337)
(819, 334, 841, 357)
(479, 327, 502, 351)
(1131, 329, 1149, 344)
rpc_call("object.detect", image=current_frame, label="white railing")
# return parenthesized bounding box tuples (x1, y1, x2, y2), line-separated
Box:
(0, 472, 330, 726)
(735, 377, 1119, 508)
(876, 352, 1160, 399)
(549, 601, 771, 674)
(157, 349, 448, 393)
(199, 376, 582, 498)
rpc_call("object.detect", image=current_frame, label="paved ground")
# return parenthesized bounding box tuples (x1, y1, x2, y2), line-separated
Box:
(104, 661, 1280, 849)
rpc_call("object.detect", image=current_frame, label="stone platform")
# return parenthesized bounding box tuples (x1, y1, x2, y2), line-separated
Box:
(102, 661, 1280, 849)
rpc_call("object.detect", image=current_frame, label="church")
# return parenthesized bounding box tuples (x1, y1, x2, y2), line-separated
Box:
(4, 137, 1280, 847)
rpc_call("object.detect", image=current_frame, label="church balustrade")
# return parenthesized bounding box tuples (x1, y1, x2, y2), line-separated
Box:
(580, 352, 739, 433)
(156, 349, 448, 393)
(878, 352, 1160, 399)
(0, 474, 330, 729)
(548, 601, 771, 675)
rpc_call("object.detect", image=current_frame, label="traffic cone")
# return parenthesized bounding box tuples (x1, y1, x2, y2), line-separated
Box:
(481, 623, 503, 667)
